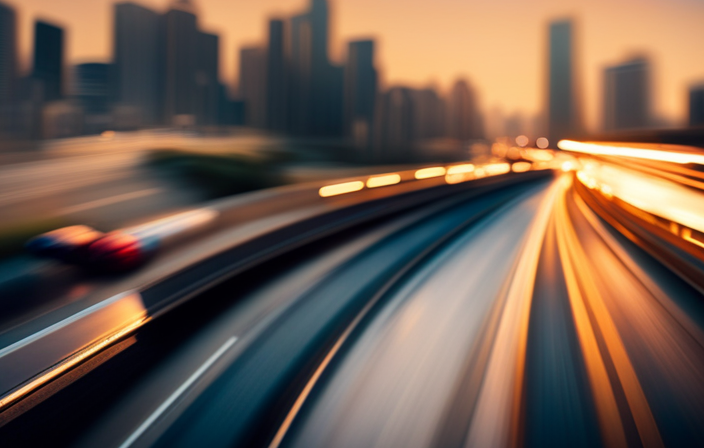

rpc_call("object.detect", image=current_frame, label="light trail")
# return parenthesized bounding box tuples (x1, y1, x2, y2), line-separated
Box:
(366, 174, 401, 189)
(414, 167, 446, 179)
(558, 140, 704, 165)
(555, 179, 664, 448)
(318, 181, 365, 197)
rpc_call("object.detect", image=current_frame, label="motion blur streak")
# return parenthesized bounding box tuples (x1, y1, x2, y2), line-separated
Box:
(447, 164, 475, 175)
(577, 163, 704, 233)
(414, 167, 446, 179)
(558, 140, 704, 165)
(466, 177, 559, 448)
(318, 181, 365, 197)
(366, 174, 401, 189)
(481, 163, 512, 177)
(554, 180, 654, 448)
(511, 162, 532, 173)
(284, 181, 557, 448)
(0, 290, 148, 410)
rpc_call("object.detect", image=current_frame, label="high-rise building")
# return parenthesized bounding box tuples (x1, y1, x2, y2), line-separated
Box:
(344, 40, 377, 147)
(162, 0, 198, 125)
(547, 20, 580, 144)
(266, 19, 287, 131)
(239, 47, 267, 128)
(288, 13, 312, 134)
(287, 0, 343, 137)
(374, 87, 415, 162)
(447, 79, 483, 141)
(411, 87, 446, 141)
(32, 20, 64, 102)
(73, 63, 110, 115)
(689, 85, 704, 127)
(196, 31, 219, 126)
(310, 0, 343, 136)
(0, 2, 16, 106)
(603, 57, 651, 132)
(309, 0, 329, 73)
(113, 2, 161, 125)
(0, 2, 17, 136)
(73, 63, 111, 134)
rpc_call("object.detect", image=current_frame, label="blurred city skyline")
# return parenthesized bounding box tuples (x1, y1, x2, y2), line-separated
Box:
(9, 0, 704, 131)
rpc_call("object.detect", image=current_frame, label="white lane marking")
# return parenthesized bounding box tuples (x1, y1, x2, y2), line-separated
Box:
(119, 336, 238, 448)
(58, 188, 163, 215)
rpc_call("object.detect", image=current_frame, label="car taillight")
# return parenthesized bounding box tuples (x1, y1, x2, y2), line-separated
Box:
(88, 231, 159, 271)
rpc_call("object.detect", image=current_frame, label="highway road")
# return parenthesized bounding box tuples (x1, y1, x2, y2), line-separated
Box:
(0, 145, 703, 447)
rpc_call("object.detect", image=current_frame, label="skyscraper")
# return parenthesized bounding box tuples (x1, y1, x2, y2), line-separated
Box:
(32, 20, 64, 102)
(162, 0, 198, 125)
(603, 57, 651, 132)
(288, 0, 343, 137)
(0, 2, 16, 106)
(288, 13, 312, 134)
(113, 2, 161, 124)
(239, 47, 267, 128)
(73, 63, 111, 134)
(374, 87, 415, 162)
(73, 63, 110, 115)
(411, 87, 446, 141)
(196, 31, 219, 126)
(447, 79, 483, 141)
(689, 85, 704, 127)
(0, 2, 17, 136)
(547, 20, 580, 144)
(344, 40, 377, 147)
(266, 19, 287, 131)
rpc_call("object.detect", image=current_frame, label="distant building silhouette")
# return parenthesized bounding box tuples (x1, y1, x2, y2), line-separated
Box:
(547, 20, 580, 144)
(196, 31, 219, 126)
(73, 63, 110, 113)
(374, 87, 415, 161)
(239, 47, 267, 128)
(162, 0, 199, 125)
(287, 0, 343, 137)
(113, 2, 161, 125)
(603, 57, 651, 132)
(288, 12, 312, 134)
(688, 85, 704, 127)
(344, 40, 377, 149)
(32, 20, 64, 103)
(411, 87, 445, 141)
(266, 19, 287, 131)
(447, 79, 483, 141)
(0, 2, 17, 136)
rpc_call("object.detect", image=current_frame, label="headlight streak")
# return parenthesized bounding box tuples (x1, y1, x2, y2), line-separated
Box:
(575, 163, 704, 246)
(415, 167, 447, 179)
(318, 181, 365, 197)
(366, 174, 401, 189)
(320, 162, 523, 198)
(554, 177, 664, 448)
(512, 162, 532, 173)
(558, 140, 704, 165)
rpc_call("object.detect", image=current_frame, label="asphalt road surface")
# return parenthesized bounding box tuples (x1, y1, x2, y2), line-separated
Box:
(1, 167, 703, 448)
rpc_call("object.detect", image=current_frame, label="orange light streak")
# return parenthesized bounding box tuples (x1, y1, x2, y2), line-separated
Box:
(318, 181, 365, 197)
(558, 140, 704, 165)
(366, 174, 401, 188)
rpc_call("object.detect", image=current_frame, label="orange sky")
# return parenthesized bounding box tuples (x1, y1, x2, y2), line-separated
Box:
(9, 0, 704, 131)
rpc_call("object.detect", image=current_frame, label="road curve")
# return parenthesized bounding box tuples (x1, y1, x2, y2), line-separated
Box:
(2, 167, 704, 448)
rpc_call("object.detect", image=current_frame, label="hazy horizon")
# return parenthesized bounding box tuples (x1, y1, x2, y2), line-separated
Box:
(10, 0, 704, 132)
